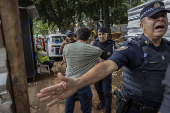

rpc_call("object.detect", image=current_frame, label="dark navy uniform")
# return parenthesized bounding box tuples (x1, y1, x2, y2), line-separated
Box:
(159, 63, 170, 113)
(93, 38, 115, 113)
(108, 34, 170, 113)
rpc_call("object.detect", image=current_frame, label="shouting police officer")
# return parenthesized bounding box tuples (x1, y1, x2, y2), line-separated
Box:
(92, 27, 115, 113)
(37, 1, 170, 113)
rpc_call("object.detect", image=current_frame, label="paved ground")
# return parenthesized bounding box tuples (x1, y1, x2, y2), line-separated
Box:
(28, 58, 123, 113)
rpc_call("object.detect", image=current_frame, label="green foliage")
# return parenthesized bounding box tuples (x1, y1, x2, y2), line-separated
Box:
(110, 0, 143, 25)
(33, 19, 58, 36)
(33, 0, 78, 33)
(18, 0, 143, 33)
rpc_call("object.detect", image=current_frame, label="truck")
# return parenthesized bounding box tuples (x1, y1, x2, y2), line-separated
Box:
(46, 34, 66, 57)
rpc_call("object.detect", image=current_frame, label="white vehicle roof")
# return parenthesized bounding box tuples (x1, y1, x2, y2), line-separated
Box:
(48, 34, 66, 37)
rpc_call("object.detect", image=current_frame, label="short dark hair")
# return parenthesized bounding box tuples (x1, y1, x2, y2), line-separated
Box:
(140, 17, 145, 23)
(76, 27, 91, 41)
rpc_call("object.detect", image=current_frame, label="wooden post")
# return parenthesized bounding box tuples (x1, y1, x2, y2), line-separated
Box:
(0, 0, 30, 113)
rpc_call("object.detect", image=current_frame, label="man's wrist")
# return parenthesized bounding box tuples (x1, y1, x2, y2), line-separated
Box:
(75, 78, 83, 90)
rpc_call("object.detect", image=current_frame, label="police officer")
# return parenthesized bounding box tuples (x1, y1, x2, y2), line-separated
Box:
(37, 1, 170, 113)
(92, 27, 115, 113)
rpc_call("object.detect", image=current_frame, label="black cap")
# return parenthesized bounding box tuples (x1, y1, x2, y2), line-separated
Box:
(98, 27, 108, 33)
(65, 30, 74, 36)
(140, 1, 170, 20)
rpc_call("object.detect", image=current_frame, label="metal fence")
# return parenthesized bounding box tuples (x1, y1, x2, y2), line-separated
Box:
(110, 24, 128, 36)
(0, 19, 13, 113)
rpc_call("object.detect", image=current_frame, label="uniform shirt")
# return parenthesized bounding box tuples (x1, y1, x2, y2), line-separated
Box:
(108, 33, 166, 70)
(63, 42, 101, 79)
(92, 38, 115, 60)
(108, 33, 167, 103)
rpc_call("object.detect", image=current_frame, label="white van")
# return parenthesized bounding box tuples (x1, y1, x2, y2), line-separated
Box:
(46, 34, 66, 57)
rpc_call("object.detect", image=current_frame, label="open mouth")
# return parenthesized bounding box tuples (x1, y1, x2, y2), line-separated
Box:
(155, 25, 164, 30)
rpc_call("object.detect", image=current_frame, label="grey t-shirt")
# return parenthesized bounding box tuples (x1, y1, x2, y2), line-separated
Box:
(63, 42, 101, 79)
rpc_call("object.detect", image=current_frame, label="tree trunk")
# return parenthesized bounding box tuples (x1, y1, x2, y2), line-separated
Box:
(103, 0, 112, 39)
(0, 0, 30, 113)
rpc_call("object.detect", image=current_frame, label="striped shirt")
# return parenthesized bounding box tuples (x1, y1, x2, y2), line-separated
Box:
(63, 42, 101, 79)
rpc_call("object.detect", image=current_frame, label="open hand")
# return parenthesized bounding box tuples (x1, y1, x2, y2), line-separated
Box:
(37, 73, 77, 107)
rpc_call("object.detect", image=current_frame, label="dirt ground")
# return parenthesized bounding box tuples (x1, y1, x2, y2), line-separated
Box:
(27, 58, 123, 113)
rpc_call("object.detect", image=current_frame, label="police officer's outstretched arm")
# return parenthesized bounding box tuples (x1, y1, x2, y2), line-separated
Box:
(37, 60, 118, 107)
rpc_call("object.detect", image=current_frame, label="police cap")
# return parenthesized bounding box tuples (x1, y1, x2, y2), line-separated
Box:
(98, 27, 108, 33)
(140, 1, 170, 20)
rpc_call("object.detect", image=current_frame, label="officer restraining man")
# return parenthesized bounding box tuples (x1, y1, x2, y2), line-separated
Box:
(37, 1, 170, 113)
(92, 27, 115, 113)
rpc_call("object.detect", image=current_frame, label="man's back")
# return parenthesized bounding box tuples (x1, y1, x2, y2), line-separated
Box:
(63, 42, 101, 79)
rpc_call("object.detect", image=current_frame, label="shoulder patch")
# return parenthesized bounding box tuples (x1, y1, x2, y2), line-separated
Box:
(90, 41, 94, 45)
(123, 41, 130, 45)
(117, 46, 128, 51)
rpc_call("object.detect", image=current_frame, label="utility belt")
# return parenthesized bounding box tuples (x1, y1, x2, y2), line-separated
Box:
(114, 89, 159, 113)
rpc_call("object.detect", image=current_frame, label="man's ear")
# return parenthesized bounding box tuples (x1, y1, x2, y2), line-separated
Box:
(140, 18, 145, 30)
(140, 22, 144, 30)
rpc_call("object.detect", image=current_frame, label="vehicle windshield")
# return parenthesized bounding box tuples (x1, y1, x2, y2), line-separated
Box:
(49, 36, 66, 44)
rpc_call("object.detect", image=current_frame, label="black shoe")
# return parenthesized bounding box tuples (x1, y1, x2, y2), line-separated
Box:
(96, 102, 105, 110)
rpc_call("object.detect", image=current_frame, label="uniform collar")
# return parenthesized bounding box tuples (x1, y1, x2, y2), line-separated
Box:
(140, 33, 166, 51)
(98, 39, 108, 44)
(140, 34, 153, 45)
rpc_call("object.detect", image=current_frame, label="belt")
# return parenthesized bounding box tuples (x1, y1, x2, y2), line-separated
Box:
(132, 100, 159, 112)
(122, 89, 159, 112)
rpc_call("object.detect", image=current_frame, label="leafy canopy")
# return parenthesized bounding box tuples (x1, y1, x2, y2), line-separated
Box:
(18, 0, 143, 34)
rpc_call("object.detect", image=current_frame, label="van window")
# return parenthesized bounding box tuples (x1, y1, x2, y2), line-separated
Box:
(49, 36, 65, 43)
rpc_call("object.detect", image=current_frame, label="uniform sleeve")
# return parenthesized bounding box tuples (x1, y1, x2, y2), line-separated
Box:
(92, 40, 97, 46)
(159, 63, 170, 113)
(107, 45, 133, 70)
